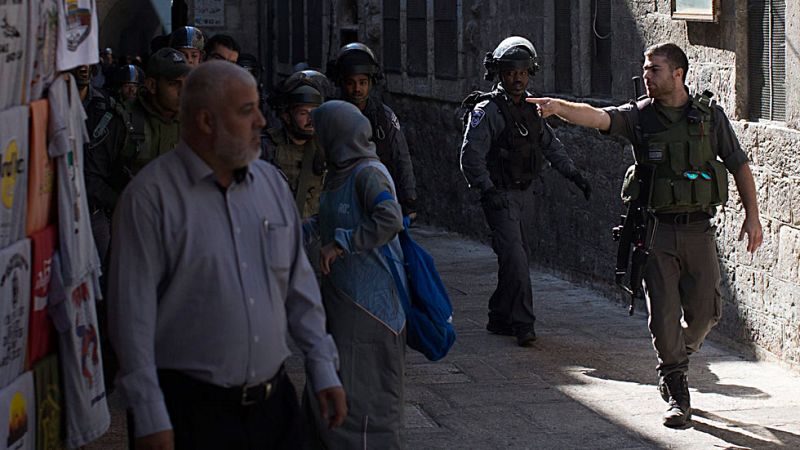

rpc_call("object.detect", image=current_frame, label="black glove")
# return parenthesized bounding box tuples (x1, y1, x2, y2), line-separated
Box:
(480, 187, 508, 210)
(401, 197, 417, 217)
(569, 172, 592, 201)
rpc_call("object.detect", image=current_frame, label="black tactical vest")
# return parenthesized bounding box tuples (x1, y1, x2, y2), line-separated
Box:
(487, 94, 543, 189)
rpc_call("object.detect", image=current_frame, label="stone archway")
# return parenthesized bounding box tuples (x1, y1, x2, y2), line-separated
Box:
(97, 0, 165, 59)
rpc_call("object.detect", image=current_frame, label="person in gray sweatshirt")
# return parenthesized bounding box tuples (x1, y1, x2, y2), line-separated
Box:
(304, 100, 406, 449)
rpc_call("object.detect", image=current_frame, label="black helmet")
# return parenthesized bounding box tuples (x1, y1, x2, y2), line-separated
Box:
(483, 36, 539, 81)
(330, 42, 382, 83)
(115, 64, 145, 84)
(169, 26, 205, 51)
(236, 53, 262, 80)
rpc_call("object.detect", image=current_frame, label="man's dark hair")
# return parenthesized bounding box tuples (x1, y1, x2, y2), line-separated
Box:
(645, 43, 689, 80)
(205, 34, 241, 54)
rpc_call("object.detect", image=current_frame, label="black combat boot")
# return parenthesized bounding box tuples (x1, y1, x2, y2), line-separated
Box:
(486, 320, 514, 336)
(658, 376, 669, 402)
(662, 372, 691, 428)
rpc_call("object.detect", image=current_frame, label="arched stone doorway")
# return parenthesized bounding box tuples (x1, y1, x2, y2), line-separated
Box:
(97, 0, 167, 59)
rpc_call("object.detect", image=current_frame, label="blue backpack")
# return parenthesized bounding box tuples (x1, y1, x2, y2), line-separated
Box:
(383, 217, 456, 361)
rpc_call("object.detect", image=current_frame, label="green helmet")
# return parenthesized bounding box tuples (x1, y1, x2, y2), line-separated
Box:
(169, 26, 205, 51)
(269, 72, 324, 112)
(483, 36, 539, 80)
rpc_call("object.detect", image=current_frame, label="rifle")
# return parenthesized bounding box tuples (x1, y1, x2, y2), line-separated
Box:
(611, 76, 657, 315)
(612, 175, 657, 315)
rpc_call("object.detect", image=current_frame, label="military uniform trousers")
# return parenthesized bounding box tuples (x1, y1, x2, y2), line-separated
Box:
(644, 219, 722, 378)
(483, 185, 537, 333)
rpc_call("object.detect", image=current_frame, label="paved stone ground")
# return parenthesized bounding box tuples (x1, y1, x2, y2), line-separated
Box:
(90, 226, 800, 449)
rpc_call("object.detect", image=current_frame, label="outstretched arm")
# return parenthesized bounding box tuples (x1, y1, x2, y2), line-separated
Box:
(527, 97, 612, 131)
(732, 163, 763, 253)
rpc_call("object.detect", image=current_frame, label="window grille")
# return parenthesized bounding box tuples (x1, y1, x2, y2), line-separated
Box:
(590, 0, 612, 96)
(554, 1, 572, 92)
(384, 0, 401, 73)
(292, 0, 306, 63)
(407, 0, 428, 77)
(434, 0, 458, 79)
(308, 0, 323, 68)
(277, 0, 290, 63)
(748, 0, 786, 121)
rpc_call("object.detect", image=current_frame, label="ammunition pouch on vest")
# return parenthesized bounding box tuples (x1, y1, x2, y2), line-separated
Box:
(621, 91, 728, 213)
(462, 90, 543, 190)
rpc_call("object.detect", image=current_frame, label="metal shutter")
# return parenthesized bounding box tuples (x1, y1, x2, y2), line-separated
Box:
(748, 0, 786, 121)
(591, 0, 612, 96)
(407, 0, 428, 77)
(292, 0, 306, 64)
(308, 0, 323, 68)
(277, 0, 290, 63)
(384, 0, 401, 73)
(554, 1, 572, 92)
(434, 0, 458, 79)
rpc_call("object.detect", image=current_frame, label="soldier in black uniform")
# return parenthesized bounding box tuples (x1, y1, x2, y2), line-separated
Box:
(459, 37, 591, 347)
(329, 43, 418, 217)
(528, 42, 763, 427)
(70, 64, 128, 265)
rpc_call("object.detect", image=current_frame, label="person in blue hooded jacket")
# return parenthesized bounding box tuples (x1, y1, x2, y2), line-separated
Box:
(304, 100, 406, 449)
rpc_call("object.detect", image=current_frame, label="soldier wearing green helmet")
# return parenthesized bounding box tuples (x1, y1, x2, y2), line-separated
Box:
(263, 71, 327, 218)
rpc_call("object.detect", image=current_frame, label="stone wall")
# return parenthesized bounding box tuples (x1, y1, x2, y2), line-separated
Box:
(177, 0, 800, 368)
(383, 0, 800, 369)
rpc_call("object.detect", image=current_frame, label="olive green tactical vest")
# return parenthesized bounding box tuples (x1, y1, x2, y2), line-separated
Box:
(621, 92, 728, 213)
(267, 127, 324, 218)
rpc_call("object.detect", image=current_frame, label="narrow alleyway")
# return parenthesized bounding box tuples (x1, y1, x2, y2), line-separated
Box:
(91, 226, 800, 449)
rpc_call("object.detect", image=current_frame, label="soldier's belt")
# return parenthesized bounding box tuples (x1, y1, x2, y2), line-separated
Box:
(654, 211, 712, 225)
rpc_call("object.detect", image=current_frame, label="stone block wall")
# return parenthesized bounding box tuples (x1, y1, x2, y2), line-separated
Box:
(173, 0, 800, 369)
(384, 0, 800, 369)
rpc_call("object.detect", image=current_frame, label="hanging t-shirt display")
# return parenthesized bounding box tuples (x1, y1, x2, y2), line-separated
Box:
(26, 226, 57, 370)
(0, 239, 31, 390)
(47, 76, 101, 290)
(33, 354, 62, 450)
(56, 0, 99, 72)
(0, 371, 36, 450)
(27, 0, 60, 103)
(0, 0, 28, 109)
(0, 106, 30, 249)
(26, 100, 55, 237)
(48, 252, 108, 448)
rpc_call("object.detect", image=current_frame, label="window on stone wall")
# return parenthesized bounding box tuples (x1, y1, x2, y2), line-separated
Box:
(407, 0, 428, 77)
(748, 0, 786, 121)
(554, 1, 572, 93)
(308, 0, 323, 68)
(434, 0, 457, 80)
(591, 0, 612, 96)
(383, 0, 401, 73)
(277, 0, 289, 63)
(292, 0, 306, 64)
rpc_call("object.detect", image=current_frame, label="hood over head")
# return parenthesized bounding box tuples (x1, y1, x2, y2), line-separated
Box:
(312, 100, 378, 170)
